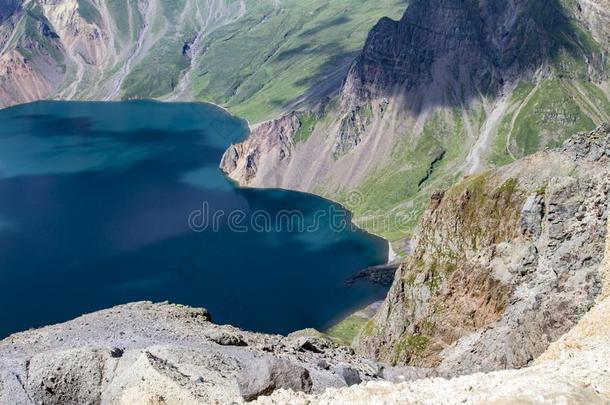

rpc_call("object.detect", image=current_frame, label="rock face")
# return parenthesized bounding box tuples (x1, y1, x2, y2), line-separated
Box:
(354, 124, 610, 374)
(0, 302, 421, 404)
(27, 349, 105, 405)
(0, 49, 56, 106)
(342, 0, 608, 107)
(245, 124, 610, 405)
(220, 113, 300, 186)
(342, 0, 495, 108)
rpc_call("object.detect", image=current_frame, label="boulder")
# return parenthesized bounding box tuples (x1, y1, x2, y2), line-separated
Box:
(520, 194, 545, 238)
(207, 331, 248, 347)
(26, 349, 104, 405)
(237, 356, 312, 401)
(110, 347, 124, 358)
(293, 336, 326, 353)
(335, 366, 362, 386)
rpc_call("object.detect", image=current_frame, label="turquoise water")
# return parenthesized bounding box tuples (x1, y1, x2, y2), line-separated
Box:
(0, 101, 388, 337)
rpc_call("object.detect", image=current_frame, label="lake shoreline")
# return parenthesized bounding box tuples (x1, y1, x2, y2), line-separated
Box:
(213, 104, 399, 342)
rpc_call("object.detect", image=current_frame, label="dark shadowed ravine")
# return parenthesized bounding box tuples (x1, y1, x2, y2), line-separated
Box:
(0, 100, 388, 338)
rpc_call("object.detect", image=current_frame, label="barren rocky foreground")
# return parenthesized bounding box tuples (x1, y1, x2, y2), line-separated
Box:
(0, 299, 444, 404)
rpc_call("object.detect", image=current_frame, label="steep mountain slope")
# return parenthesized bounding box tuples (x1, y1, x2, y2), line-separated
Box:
(0, 0, 407, 121)
(258, 127, 610, 404)
(354, 123, 610, 372)
(222, 0, 610, 243)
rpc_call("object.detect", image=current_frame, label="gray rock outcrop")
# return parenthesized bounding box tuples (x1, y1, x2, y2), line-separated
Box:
(220, 113, 300, 185)
(342, 0, 607, 109)
(0, 302, 410, 404)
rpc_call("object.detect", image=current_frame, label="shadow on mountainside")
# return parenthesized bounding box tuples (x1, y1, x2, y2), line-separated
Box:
(268, 41, 358, 110)
(339, 0, 605, 114)
(297, 15, 351, 38)
(0, 0, 20, 24)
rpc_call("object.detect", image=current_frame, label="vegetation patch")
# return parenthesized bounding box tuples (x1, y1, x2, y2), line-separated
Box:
(325, 314, 369, 345)
(495, 178, 518, 195)
(342, 110, 468, 241)
(191, 0, 406, 122)
(511, 79, 596, 156)
(19, 3, 65, 72)
(121, 37, 191, 99)
(293, 113, 318, 144)
(391, 333, 430, 365)
(77, 0, 102, 24)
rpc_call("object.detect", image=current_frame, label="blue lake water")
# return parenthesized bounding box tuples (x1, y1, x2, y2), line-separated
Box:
(0, 101, 388, 338)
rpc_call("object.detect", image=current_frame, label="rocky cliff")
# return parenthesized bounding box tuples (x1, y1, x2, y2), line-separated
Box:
(221, 0, 610, 242)
(251, 203, 610, 403)
(342, 0, 608, 107)
(354, 123, 610, 373)
(221, 113, 301, 186)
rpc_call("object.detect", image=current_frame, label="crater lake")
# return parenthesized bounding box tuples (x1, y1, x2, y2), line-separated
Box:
(0, 100, 388, 338)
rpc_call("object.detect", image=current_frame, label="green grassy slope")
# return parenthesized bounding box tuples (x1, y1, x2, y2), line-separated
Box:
(107, 0, 406, 121)
(192, 0, 407, 122)
(329, 78, 609, 243)
(16, 2, 65, 70)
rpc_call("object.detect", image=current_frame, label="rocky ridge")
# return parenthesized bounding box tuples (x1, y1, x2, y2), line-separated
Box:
(221, 113, 301, 186)
(247, 124, 610, 404)
(253, 289, 610, 404)
(0, 0, 408, 121)
(0, 0, 245, 107)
